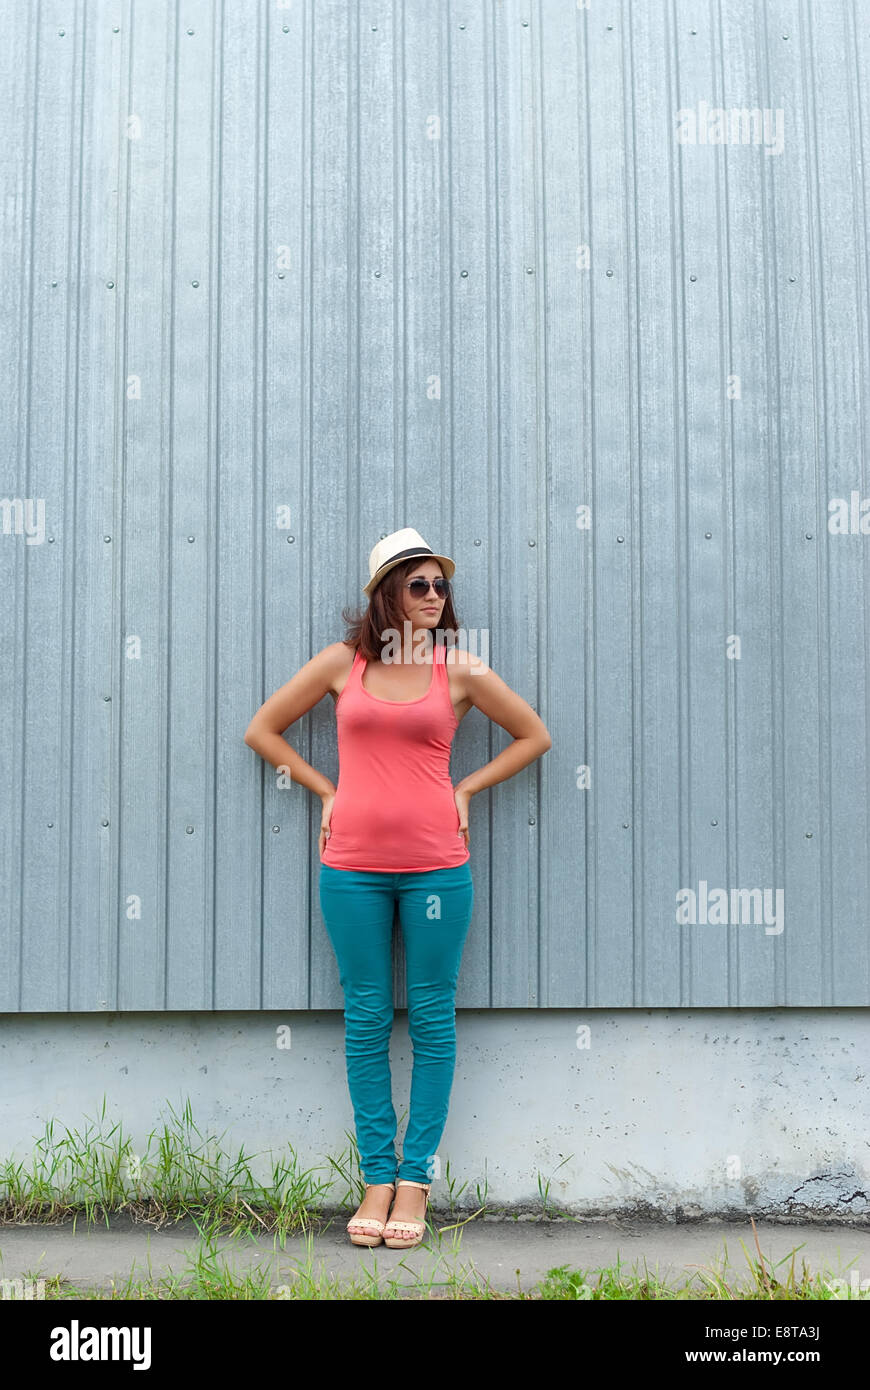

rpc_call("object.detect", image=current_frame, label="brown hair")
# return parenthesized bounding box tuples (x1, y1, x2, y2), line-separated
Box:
(340, 556, 462, 663)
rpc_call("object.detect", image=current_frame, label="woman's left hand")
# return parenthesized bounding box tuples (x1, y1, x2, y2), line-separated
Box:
(453, 785, 471, 848)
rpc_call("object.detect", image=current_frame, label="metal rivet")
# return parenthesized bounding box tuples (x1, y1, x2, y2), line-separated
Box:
(186, 28, 194, 35)
(104, 695, 111, 702)
(689, 274, 697, 282)
(272, 825, 281, 833)
(188, 535, 195, 543)
(711, 819, 718, 827)
(529, 817, 535, 825)
(48, 536, 54, 542)
(623, 822, 629, 829)
(789, 275, 796, 283)
(47, 822, 54, 829)
(58, 29, 65, 36)
(283, 25, 289, 33)
(474, 538, 481, 546)
(191, 279, 199, 288)
(104, 535, 111, 543)
(186, 825, 195, 834)
(805, 831, 813, 838)
(101, 819, 109, 827)
(459, 21, 466, 29)
(616, 535, 624, 543)
(113, 26, 119, 33)
(526, 266, 534, 274)
(606, 269, 613, 277)
(460, 269, 468, 277)
(374, 270, 381, 277)
(529, 539, 536, 546)
(106, 281, 115, 289)
(805, 532, 812, 540)
(277, 271, 285, 279)
(705, 531, 712, 538)
(287, 535, 295, 543)
(51, 279, 58, 287)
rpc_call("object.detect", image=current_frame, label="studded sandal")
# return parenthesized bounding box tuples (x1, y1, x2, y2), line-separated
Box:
(382, 1179, 431, 1249)
(346, 1181, 396, 1247)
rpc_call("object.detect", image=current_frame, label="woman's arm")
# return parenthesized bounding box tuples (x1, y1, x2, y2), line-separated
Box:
(453, 651, 552, 798)
(243, 643, 343, 799)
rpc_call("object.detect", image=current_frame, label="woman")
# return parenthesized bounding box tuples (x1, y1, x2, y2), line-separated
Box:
(244, 528, 552, 1248)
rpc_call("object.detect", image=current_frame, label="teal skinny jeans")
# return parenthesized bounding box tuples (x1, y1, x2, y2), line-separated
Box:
(318, 861, 474, 1185)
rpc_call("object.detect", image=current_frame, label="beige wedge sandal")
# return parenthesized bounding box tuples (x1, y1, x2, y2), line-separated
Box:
(382, 1179, 431, 1249)
(346, 1181, 396, 1247)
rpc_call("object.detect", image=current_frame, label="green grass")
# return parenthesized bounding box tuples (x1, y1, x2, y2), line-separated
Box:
(0, 1097, 865, 1300)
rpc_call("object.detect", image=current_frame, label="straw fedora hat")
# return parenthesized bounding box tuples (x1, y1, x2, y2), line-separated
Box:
(363, 527, 456, 597)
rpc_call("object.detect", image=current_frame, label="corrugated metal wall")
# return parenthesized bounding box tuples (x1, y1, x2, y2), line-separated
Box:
(2, 0, 869, 1012)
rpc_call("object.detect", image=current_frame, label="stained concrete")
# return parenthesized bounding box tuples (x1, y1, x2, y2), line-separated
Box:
(1, 1008, 868, 1217)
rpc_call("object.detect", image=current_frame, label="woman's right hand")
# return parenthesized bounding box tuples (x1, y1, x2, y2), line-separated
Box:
(319, 792, 336, 858)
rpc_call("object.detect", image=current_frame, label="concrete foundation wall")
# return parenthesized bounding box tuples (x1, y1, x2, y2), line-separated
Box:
(2, 1010, 867, 1219)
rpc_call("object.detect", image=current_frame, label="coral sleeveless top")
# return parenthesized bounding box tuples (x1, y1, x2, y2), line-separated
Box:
(320, 641, 470, 873)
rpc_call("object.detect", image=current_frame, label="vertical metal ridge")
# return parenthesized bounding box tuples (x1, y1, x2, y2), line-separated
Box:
(394, 0, 404, 519)
(801, 6, 831, 1005)
(14, 0, 40, 1010)
(485, 0, 501, 1008)
(531, 0, 546, 1005)
(759, 1, 787, 1006)
(848, 0, 870, 1004)
(208, 0, 223, 1011)
(348, 0, 360, 576)
(253, 0, 267, 1008)
(712, 0, 739, 1008)
(64, 0, 86, 1010)
(302, 0, 314, 1007)
(518, 0, 543, 1007)
(580, 5, 594, 1009)
(624, 2, 642, 1006)
(166, 0, 181, 1008)
(668, 0, 691, 1008)
(113, 0, 129, 1011)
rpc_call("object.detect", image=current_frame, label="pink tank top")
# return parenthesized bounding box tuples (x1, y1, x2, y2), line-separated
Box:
(320, 640, 471, 873)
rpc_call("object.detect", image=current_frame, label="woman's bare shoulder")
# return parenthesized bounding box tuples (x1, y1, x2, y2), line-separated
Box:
(444, 644, 489, 673)
(319, 641, 355, 696)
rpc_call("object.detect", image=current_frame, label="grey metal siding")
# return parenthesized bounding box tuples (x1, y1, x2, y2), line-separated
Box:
(1, 0, 868, 1010)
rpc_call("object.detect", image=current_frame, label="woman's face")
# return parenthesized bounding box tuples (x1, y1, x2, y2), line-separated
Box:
(398, 559, 446, 636)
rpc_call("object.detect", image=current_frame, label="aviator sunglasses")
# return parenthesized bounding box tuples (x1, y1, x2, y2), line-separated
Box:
(404, 577, 451, 600)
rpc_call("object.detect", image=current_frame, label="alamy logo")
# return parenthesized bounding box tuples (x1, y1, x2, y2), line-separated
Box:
(0, 497, 45, 544)
(676, 101, 784, 155)
(828, 492, 870, 533)
(675, 880, 784, 935)
(49, 1320, 151, 1370)
(826, 1270, 870, 1299)
(1, 1277, 45, 1299)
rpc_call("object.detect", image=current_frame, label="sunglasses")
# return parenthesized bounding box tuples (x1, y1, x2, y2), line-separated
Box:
(404, 577, 451, 600)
